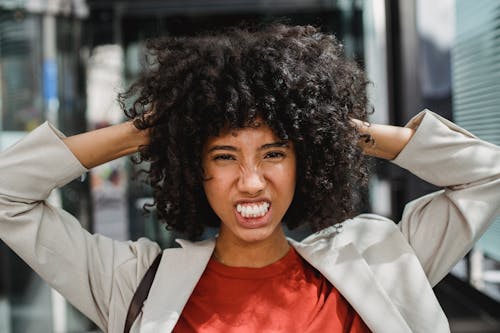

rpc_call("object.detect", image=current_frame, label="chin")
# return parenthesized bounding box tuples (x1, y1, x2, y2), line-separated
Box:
(236, 232, 271, 243)
(232, 224, 281, 243)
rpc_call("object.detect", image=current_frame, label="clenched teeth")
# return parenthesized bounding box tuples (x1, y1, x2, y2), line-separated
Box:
(236, 202, 270, 218)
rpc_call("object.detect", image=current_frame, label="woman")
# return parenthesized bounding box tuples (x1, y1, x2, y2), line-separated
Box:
(0, 24, 499, 333)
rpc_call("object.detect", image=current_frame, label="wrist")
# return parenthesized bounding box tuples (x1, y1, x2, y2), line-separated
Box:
(121, 121, 150, 155)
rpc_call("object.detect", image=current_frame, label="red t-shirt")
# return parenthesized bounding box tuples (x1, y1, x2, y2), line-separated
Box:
(174, 247, 371, 332)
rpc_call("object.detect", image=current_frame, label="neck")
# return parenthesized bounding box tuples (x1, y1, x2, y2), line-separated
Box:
(213, 229, 290, 268)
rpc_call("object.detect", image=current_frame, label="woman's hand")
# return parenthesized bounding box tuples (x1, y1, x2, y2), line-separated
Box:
(63, 121, 150, 169)
(351, 119, 415, 160)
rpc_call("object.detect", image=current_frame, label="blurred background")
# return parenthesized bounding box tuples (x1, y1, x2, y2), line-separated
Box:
(0, 0, 499, 332)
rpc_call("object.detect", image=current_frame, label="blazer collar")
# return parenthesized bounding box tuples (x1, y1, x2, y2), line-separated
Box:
(140, 238, 215, 333)
(290, 238, 412, 333)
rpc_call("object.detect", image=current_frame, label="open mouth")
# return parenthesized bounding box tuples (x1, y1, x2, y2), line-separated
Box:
(236, 201, 270, 218)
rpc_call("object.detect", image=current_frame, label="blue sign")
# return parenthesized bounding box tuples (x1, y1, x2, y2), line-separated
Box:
(43, 60, 58, 101)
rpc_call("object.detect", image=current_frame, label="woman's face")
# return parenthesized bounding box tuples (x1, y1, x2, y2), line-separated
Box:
(202, 122, 296, 245)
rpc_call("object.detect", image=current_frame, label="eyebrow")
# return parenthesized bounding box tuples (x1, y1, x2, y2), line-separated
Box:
(207, 140, 289, 153)
(261, 141, 290, 150)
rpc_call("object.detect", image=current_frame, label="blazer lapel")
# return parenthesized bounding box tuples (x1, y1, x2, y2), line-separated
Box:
(291, 240, 412, 333)
(140, 239, 215, 333)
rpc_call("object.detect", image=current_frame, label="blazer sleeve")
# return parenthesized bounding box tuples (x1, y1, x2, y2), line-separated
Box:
(0, 122, 161, 331)
(391, 110, 500, 286)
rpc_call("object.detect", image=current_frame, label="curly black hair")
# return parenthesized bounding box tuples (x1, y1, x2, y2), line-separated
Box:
(120, 23, 370, 240)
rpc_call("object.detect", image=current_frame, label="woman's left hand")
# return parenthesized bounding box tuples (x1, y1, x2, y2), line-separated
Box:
(351, 119, 415, 160)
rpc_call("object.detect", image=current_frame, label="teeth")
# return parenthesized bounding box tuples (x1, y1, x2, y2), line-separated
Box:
(236, 202, 270, 218)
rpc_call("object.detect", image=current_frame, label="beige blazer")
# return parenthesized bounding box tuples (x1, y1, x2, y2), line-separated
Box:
(0, 110, 499, 333)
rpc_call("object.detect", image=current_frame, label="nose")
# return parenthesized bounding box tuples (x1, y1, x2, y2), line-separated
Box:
(237, 167, 266, 195)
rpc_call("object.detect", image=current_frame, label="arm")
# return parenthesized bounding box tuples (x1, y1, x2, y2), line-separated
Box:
(359, 110, 500, 286)
(0, 122, 159, 331)
(62, 121, 149, 169)
(351, 118, 415, 160)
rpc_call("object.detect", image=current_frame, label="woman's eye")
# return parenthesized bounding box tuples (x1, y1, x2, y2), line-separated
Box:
(265, 151, 285, 159)
(213, 154, 236, 161)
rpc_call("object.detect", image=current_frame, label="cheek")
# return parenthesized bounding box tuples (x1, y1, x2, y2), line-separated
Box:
(265, 163, 296, 202)
(275, 161, 296, 186)
(202, 178, 220, 202)
(284, 163, 297, 203)
(282, 175, 297, 202)
(202, 173, 234, 209)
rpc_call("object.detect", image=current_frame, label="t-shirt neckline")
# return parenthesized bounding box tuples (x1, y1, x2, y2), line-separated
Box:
(207, 247, 300, 279)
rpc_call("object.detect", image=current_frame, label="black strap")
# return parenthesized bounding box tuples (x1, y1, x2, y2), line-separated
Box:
(124, 253, 162, 333)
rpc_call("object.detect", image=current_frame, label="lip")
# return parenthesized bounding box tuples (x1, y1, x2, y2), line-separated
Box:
(234, 197, 271, 205)
(234, 200, 272, 229)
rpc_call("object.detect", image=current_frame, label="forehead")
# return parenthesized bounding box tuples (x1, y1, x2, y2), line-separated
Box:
(211, 122, 278, 142)
(204, 122, 281, 147)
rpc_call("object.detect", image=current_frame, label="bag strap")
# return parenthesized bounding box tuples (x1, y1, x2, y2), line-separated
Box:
(124, 253, 163, 333)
